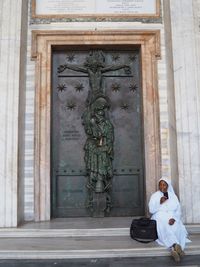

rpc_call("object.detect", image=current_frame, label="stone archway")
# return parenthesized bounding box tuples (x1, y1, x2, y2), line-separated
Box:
(32, 30, 161, 221)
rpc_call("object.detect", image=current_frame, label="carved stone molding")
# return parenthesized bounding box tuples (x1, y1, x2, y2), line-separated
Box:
(31, 30, 161, 221)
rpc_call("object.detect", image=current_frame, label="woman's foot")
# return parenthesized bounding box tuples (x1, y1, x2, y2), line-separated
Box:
(171, 247, 180, 262)
(174, 243, 185, 257)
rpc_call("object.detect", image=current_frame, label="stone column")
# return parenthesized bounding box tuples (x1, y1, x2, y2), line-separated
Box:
(169, 0, 200, 223)
(0, 0, 28, 227)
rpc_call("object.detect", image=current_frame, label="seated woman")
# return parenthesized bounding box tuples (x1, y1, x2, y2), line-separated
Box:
(148, 178, 190, 262)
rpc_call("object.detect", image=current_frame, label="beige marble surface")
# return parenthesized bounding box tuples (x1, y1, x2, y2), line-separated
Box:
(169, 0, 200, 223)
(0, 0, 28, 227)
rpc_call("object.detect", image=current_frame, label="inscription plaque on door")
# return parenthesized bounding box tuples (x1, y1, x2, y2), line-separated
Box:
(51, 46, 144, 217)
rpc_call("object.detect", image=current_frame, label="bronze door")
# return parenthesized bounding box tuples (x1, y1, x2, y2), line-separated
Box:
(51, 46, 144, 217)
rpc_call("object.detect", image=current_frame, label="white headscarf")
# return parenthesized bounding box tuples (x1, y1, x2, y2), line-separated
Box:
(158, 177, 175, 195)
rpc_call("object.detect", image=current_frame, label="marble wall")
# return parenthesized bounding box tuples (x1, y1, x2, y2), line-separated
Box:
(0, 0, 28, 227)
(1, 0, 200, 226)
(169, 0, 200, 223)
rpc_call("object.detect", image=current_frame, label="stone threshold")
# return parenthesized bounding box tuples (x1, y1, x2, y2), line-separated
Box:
(0, 225, 199, 238)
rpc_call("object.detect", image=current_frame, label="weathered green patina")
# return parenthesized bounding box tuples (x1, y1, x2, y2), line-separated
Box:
(58, 50, 130, 215)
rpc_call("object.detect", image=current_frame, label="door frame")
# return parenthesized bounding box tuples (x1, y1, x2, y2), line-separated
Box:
(31, 30, 161, 221)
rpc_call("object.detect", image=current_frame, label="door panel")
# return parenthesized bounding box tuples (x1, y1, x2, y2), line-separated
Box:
(51, 46, 144, 217)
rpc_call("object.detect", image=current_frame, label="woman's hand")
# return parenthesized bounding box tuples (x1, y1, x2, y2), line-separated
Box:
(168, 218, 176, 225)
(160, 196, 167, 204)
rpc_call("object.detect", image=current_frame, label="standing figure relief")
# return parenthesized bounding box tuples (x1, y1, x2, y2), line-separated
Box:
(58, 50, 131, 215)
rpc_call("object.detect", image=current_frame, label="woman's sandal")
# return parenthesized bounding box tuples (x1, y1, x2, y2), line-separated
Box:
(174, 244, 185, 257)
(171, 247, 180, 262)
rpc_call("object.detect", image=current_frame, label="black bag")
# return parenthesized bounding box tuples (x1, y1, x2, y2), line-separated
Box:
(130, 217, 158, 243)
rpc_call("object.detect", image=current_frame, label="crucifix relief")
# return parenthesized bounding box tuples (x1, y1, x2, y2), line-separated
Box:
(58, 50, 131, 217)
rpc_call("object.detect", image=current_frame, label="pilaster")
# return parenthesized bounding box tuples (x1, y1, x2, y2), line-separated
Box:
(0, 0, 28, 227)
(169, 0, 200, 223)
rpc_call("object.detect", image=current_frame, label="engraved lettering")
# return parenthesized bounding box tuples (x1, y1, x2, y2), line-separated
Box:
(62, 130, 81, 141)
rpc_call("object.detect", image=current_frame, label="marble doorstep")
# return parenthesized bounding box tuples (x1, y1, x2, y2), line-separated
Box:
(0, 234, 199, 260)
(0, 226, 199, 238)
(0, 217, 199, 237)
(0, 217, 131, 237)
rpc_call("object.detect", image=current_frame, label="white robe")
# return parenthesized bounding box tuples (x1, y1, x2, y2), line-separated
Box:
(149, 190, 189, 249)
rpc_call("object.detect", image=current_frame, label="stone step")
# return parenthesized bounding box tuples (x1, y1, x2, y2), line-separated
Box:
(0, 228, 128, 238)
(0, 219, 199, 260)
(0, 234, 199, 259)
(0, 225, 199, 238)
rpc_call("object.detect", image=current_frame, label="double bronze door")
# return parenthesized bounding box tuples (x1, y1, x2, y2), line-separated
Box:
(51, 46, 144, 217)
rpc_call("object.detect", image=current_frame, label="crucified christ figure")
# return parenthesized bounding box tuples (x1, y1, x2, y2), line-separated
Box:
(58, 50, 131, 104)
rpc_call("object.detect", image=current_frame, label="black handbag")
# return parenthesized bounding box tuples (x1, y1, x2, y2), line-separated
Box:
(130, 217, 158, 243)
